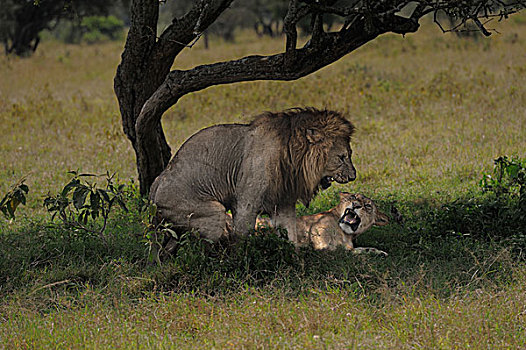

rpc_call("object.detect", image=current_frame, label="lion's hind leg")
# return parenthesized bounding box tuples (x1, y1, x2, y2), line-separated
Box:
(178, 200, 231, 242)
(157, 198, 231, 244)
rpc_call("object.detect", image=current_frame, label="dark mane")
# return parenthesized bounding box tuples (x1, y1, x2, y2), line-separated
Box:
(251, 107, 355, 206)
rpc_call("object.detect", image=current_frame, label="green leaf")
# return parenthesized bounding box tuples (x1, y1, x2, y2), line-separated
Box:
(147, 203, 157, 217)
(115, 197, 128, 212)
(90, 191, 101, 211)
(62, 178, 80, 196)
(164, 228, 177, 238)
(78, 173, 97, 177)
(7, 200, 17, 218)
(19, 184, 29, 194)
(506, 164, 520, 179)
(79, 210, 89, 225)
(97, 188, 110, 203)
(0, 194, 8, 208)
(73, 186, 90, 210)
(13, 189, 26, 205)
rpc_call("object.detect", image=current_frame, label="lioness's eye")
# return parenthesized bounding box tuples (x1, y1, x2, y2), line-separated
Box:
(365, 204, 372, 210)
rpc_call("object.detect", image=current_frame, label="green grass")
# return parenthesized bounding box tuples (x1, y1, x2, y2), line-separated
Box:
(1, 15, 526, 348)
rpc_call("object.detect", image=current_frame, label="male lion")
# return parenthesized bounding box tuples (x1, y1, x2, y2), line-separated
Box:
(256, 193, 389, 253)
(149, 107, 356, 244)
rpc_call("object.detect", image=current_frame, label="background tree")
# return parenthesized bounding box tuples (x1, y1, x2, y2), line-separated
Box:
(0, 0, 121, 56)
(248, 0, 288, 37)
(114, 0, 525, 196)
(159, 1, 257, 46)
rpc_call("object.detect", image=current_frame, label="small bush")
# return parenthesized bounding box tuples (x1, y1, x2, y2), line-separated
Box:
(80, 16, 124, 44)
(43, 171, 128, 243)
(405, 156, 526, 253)
(480, 156, 525, 209)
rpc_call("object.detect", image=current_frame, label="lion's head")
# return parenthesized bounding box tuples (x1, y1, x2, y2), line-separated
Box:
(319, 136, 356, 189)
(251, 107, 356, 206)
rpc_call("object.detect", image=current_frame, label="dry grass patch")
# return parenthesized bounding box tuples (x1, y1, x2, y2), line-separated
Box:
(2, 278, 525, 349)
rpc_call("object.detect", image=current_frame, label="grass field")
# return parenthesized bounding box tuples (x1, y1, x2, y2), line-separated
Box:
(1, 14, 526, 349)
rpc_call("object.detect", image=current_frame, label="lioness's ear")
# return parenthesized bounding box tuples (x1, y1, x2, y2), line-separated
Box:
(374, 211, 389, 226)
(338, 192, 351, 200)
(306, 128, 324, 144)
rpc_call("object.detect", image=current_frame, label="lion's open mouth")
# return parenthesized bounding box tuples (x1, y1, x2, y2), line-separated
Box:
(338, 208, 361, 233)
(320, 176, 334, 189)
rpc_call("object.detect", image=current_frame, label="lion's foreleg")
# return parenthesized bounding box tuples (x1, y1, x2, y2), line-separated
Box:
(232, 201, 258, 236)
(352, 247, 388, 256)
(233, 212, 257, 236)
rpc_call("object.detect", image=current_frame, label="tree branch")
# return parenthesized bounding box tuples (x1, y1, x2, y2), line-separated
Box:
(134, 13, 421, 186)
(119, 0, 525, 194)
(153, 0, 234, 66)
(283, 0, 300, 53)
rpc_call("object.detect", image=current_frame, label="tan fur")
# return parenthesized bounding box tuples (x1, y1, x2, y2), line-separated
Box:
(257, 193, 389, 253)
(150, 107, 356, 244)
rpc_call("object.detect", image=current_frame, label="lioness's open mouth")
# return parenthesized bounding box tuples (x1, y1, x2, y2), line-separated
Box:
(339, 208, 361, 233)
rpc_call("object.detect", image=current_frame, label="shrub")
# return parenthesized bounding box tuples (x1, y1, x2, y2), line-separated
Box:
(406, 156, 526, 252)
(43, 171, 128, 243)
(80, 16, 124, 44)
(480, 156, 526, 210)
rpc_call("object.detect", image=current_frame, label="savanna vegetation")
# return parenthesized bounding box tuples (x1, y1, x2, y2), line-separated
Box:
(1, 12, 526, 348)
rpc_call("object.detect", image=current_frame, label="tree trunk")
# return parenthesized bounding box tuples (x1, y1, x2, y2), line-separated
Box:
(114, 0, 235, 195)
(113, 1, 169, 195)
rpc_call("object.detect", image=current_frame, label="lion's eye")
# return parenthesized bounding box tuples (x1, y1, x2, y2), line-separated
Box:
(365, 204, 373, 210)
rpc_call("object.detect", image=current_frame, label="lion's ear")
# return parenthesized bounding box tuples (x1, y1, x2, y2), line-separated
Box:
(306, 128, 324, 144)
(374, 211, 389, 226)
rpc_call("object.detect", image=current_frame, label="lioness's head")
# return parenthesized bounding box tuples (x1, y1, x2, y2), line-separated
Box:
(336, 193, 389, 238)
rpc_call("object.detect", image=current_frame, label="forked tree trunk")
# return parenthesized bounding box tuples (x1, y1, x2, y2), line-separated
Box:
(113, 1, 169, 195)
(114, 0, 234, 195)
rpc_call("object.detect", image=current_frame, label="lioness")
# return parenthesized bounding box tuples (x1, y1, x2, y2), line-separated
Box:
(150, 108, 356, 244)
(257, 192, 389, 253)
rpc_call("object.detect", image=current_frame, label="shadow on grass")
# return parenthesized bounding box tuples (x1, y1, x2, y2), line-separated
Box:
(0, 192, 524, 309)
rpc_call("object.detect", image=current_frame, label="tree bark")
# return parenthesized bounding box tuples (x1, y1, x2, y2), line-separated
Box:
(114, 0, 234, 195)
